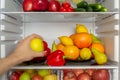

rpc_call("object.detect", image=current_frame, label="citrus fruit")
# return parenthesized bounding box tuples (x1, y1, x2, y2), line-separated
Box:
(91, 43, 104, 53)
(56, 43, 65, 51)
(58, 36, 74, 46)
(30, 38, 44, 52)
(63, 45, 79, 60)
(69, 34, 76, 41)
(73, 33, 92, 48)
(80, 48, 92, 60)
(76, 24, 88, 33)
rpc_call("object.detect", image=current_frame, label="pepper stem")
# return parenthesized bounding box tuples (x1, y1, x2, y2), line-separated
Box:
(63, 56, 71, 59)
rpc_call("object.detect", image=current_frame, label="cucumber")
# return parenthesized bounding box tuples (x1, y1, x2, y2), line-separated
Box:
(89, 3, 102, 11)
(77, 1, 88, 8)
(86, 6, 93, 12)
(74, 8, 86, 12)
(99, 7, 108, 12)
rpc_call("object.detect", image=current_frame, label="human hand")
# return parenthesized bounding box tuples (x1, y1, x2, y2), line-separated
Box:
(7, 34, 46, 64)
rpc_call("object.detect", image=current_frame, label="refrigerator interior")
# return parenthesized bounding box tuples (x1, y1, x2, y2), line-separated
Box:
(0, 0, 119, 80)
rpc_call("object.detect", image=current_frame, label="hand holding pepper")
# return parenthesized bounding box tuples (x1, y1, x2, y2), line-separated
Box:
(46, 50, 66, 66)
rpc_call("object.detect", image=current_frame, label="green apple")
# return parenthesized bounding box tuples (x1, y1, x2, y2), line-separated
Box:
(19, 72, 30, 80)
(38, 69, 51, 77)
(44, 74, 57, 80)
(30, 38, 44, 52)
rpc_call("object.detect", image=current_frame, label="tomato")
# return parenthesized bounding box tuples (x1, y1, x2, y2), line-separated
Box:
(59, 7, 67, 12)
(67, 7, 74, 12)
(32, 0, 49, 11)
(23, 0, 33, 12)
(62, 2, 71, 8)
(48, 0, 60, 12)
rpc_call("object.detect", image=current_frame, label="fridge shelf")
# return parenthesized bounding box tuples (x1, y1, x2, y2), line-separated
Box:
(1, 12, 118, 23)
(12, 60, 119, 69)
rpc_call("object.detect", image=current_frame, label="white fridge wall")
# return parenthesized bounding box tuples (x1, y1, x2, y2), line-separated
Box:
(24, 23, 94, 48)
(0, 0, 22, 11)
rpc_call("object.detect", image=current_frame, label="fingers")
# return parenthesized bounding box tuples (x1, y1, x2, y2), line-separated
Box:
(20, 34, 43, 44)
(34, 51, 47, 57)
(26, 34, 43, 41)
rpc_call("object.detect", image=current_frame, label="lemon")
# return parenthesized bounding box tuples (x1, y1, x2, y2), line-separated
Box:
(58, 36, 74, 46)
(80, 48, 92, 60)
(76, 24, 88, 33)
(30, 38, 44, 52)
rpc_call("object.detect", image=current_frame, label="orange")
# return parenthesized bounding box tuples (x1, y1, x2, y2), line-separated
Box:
(73, 33, 92, 48)
(63, 45, 79, 60)
(91, 43, 104, 53)
(56, 43, 65, 51)
(69, 34, 76, 41)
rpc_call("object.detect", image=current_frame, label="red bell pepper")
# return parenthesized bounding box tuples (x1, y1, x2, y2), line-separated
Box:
(47, 50, 66, 66)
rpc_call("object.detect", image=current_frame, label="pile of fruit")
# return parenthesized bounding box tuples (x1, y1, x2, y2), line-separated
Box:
(52, 24, 107, 65)
(29, 24, 108, 66)
(22, 0, 107, 12)
(9, 69, 57, 80)
(63, 69, 110, 80)
(28, 24, 107, 66)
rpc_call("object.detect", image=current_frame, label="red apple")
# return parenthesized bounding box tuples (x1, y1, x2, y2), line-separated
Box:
(63, 71, 77, 80)
(48, 0, 60, 12)
(92, 69, 110, 80)
(77, 72, 91, 80)
(32, 74, 43, 80)
(85, 69, 96, 76)
(9, 71, 20, 80)
(72, 69, 84, 77)
(23, 0, 33, 12)
(63, 69, 72, 75)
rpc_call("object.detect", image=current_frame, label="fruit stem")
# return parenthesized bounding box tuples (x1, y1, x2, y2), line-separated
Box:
(63, 56, 71, 59)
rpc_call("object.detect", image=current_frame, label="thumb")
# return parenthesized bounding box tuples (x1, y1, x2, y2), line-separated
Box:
(34, 51, 46, 57)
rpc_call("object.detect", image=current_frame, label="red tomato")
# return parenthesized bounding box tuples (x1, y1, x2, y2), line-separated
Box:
(59, 7, 67, 12)
(62, 2, 71, 8)
(23, 0, 33, 12)
(48, 0, 60, 12)
(32, 0, 49, 11)
(43, 41, 48, 50)
(67, 7, 74, 12)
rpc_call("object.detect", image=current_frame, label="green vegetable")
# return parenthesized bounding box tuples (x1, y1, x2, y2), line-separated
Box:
(74, 8, 86, 12)
(89, 3, 102, 11)
(77, 1, 88, 8)
(86, 6, 93, 12)
(99, 7, 108, 12)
